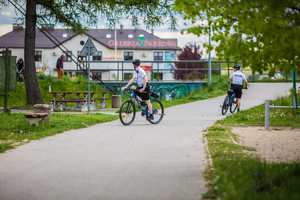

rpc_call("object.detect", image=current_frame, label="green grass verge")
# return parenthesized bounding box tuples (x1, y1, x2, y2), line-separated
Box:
(204, 93, 300, 199)
(204, 125, 300, 200)
(217, 93, 300, 126)
(0, 113, 119, 153)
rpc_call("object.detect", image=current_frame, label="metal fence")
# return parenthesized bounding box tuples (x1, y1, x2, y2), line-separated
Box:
(77, 60, 299, 82)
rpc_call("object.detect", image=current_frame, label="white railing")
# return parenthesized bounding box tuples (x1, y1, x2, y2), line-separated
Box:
(265, 98, 297, 130)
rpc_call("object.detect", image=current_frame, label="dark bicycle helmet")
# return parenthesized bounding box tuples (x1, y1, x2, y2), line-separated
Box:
(233, 64, 240, 70)
(132, 59, 141, 66)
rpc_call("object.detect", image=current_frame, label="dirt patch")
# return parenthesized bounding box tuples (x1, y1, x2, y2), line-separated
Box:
(231, 127, 300, 163)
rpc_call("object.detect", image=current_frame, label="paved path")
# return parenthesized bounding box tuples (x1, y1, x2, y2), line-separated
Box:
(0, 83, 297, 200)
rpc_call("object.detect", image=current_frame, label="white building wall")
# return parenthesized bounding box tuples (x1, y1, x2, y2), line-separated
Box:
(2, 33, 179, 81)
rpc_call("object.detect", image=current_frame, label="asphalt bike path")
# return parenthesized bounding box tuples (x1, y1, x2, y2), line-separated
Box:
(0, 83, 296, 200)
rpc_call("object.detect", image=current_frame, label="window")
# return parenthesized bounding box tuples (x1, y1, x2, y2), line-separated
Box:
(93, 51, 102, 61)
(154, 52, 163, 61)
(68, 72, 74, 77)
(124, 73, 133, 80)
(77, 51, 86, 61)
(64, 51, 72, 62)
(92, 72, 102, 80)
(35, 50, 42, 61)
(153, 72, 163, 80)
(124, 51, 133, 61)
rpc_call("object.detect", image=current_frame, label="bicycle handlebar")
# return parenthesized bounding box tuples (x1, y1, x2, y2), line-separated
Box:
(124, 88, 139, 93)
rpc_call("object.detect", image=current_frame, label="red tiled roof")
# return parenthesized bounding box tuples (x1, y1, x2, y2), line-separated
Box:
(0, 29, 76, 48)
(0, 28, 181, 50)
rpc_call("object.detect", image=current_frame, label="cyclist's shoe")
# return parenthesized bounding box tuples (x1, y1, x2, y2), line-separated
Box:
(237, 108, 240, 112)
(146, 114, 154, 121)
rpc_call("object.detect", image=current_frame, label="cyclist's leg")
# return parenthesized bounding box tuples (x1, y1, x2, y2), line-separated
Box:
(233, 85, 243, 111)
(237, 98, 241, 109)
(135, 87, 145, 105)
(141, 86, 153, 119)
(145, 100, 152, 114)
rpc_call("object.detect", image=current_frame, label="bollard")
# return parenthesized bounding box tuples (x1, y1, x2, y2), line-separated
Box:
(265, 100, 270, 130)
(112, 95, 121, 108)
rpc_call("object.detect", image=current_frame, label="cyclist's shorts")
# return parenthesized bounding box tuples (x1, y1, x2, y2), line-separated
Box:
(136, 86, 150, 100)
(232, 84, 243, 98)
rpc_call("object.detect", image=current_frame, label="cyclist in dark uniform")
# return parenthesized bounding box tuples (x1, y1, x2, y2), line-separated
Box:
(121, 59, 153, 120)
(228, 64, 248, 112)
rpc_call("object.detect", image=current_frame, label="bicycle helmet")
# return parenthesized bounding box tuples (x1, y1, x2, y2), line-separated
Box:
(132, 59, 141, 66)
(232, 64, 240, 70)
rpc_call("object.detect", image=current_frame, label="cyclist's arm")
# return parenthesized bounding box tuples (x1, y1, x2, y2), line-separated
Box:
(122, 77, 135, 91)
(141, 75, 147, 91)
(244, 78, 248, 88)
(228, 77, 232, 84)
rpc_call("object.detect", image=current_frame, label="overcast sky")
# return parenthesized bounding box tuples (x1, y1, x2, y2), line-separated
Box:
(0, 4, 214, 58)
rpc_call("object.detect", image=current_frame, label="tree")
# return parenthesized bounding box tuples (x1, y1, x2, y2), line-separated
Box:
(174, 43, 206, 80)
(3, 0, 179, 105)
(24, 0, 42, 105)
(174, 0, 300, 76)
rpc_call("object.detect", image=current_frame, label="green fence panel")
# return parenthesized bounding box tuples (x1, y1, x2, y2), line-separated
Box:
(0, 56, 17, 91)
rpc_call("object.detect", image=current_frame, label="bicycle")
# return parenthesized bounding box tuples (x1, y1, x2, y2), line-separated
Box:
(221, 84, 246, 115)
(119, 87, 165, 126)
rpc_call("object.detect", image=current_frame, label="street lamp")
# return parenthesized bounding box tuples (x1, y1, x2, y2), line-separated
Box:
(199, 13, 212, 85)
(208, 23, 211, 86)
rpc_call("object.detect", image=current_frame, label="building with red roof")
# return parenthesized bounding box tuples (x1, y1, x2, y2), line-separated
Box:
(0, 25, 181, 80)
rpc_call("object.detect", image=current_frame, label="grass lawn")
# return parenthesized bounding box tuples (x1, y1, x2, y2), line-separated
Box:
(203, 93, 300, 199)
(0, 113, 118, 153)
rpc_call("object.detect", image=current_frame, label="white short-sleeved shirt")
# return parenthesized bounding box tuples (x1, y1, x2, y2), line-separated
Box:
(230, 70, 246, 85)
(133, 66, 147, 87)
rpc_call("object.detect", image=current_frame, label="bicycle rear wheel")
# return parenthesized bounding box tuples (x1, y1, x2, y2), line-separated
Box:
(119, 100, 136, 125)
(222, 95, 230, 115)
(230, 94, 238, 113)
(147, 99, 164, 124)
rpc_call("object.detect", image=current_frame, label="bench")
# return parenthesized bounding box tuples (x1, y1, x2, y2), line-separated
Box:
(24, 113, 48, 126)
(46, 91, 111, 112)
(44, 98, 110, 111)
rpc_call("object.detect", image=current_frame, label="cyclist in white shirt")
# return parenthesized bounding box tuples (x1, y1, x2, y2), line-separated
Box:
(228, 64, 248, 112)
(121, 59, 153, 120)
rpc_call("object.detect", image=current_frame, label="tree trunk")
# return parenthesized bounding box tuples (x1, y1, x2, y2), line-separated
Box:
(24, 0, 43, 105)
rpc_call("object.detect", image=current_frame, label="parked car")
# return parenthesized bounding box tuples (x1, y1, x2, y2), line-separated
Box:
(271, 73, 283, 79)
(258, 74, 270, 80)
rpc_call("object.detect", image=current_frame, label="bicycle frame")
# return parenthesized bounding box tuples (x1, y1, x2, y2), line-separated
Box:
(131, 92, 149, 115)
(227, 92, 235, 106)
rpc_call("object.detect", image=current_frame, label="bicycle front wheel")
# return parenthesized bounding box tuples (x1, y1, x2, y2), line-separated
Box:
(119, 100, 136, 125)
(230, 94, 238, 113)
(147, 99, 164, 124)
(222, 95, 230, 115)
